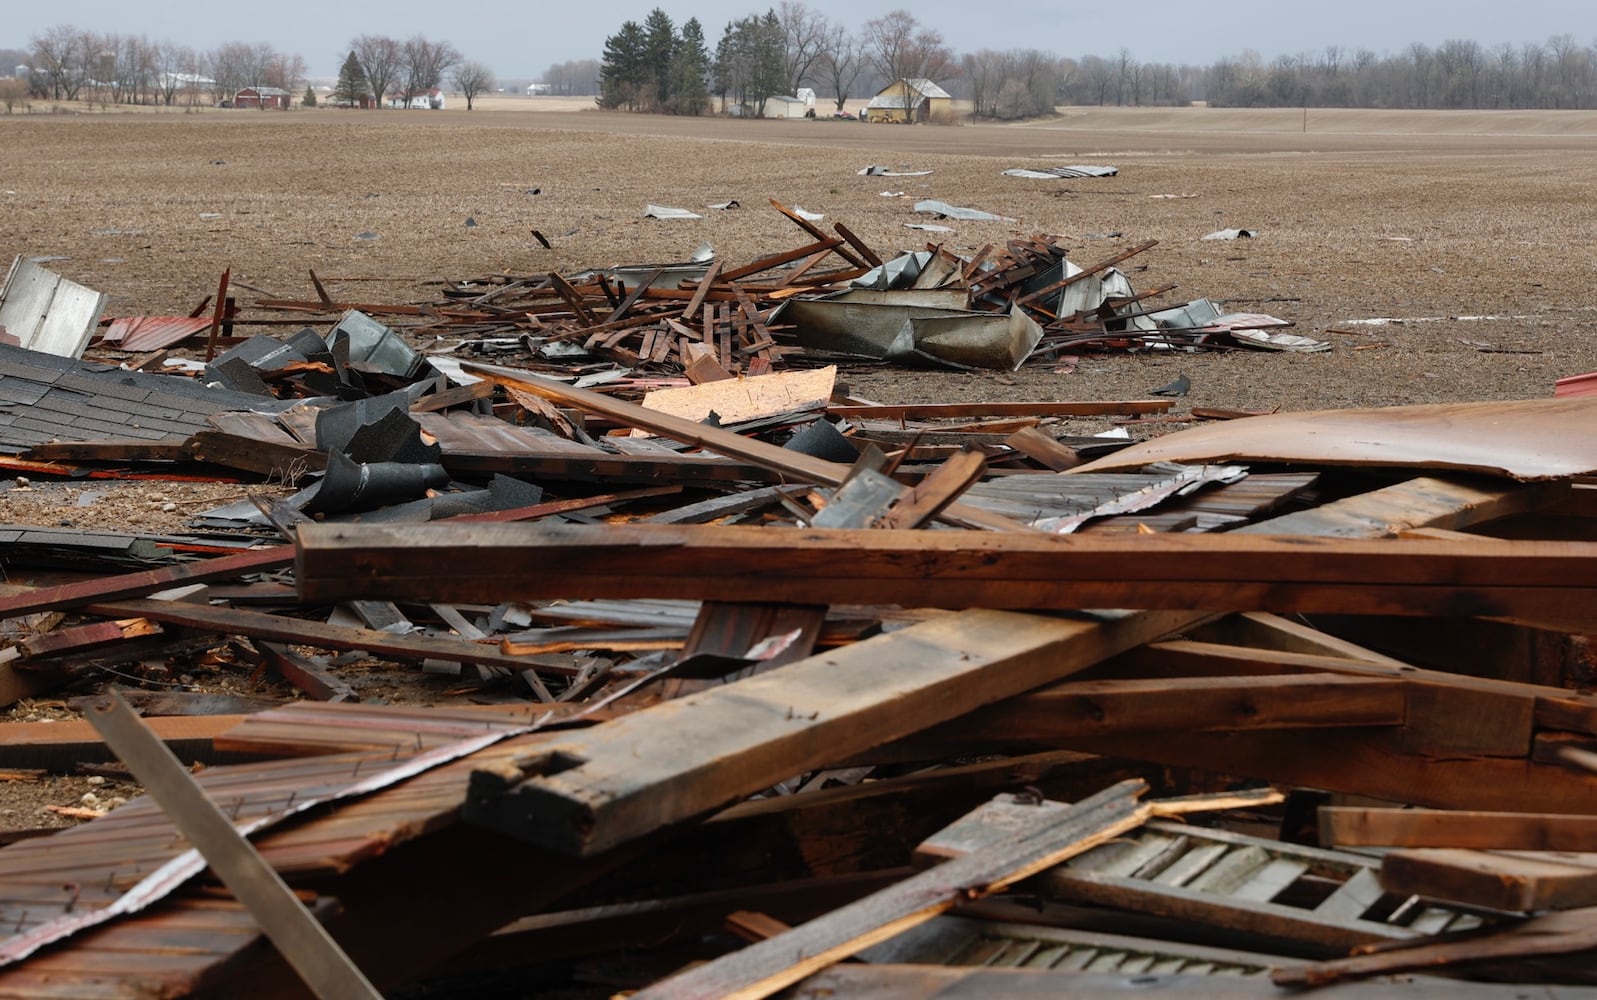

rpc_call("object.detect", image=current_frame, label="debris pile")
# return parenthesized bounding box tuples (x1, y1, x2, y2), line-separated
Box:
(0, 306, 1589, 996)
(9, 202, 1305, 384)
(0, 204, 1590, 999)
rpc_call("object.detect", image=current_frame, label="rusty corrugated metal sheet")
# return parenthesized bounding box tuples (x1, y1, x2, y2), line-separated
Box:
(1069, 398, 1597, 481)
(101, 315, 211, 351)
(1555, 371, 1597, 398)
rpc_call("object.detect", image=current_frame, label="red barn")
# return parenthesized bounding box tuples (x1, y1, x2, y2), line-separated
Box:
(232, 86, 291, 110)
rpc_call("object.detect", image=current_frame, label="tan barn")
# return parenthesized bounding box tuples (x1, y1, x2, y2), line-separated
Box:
(862, 78, 953, 123)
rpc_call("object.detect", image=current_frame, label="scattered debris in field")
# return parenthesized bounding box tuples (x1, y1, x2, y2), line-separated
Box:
(858, 164, 932, 176)
(913, 199, 1015, 222)
(642, 203, 702, 220)
(1202, 227, 1257, 240)
(1002, 165, 1119, 179)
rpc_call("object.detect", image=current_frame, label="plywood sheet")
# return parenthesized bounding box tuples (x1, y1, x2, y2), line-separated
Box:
(635, 365, 835, 434)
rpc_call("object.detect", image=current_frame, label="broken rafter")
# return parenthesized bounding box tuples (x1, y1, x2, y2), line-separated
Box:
(768, 199, 867, 269)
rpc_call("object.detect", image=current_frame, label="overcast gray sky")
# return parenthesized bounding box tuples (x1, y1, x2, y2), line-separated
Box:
(5, 1, 1593, 81)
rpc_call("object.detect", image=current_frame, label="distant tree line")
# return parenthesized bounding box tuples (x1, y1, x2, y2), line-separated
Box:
(9, 24, 494, 110)
(583, 5, 1597, 118)
(1199, 38, 1597, 110)
(11, 16, 1597, 116)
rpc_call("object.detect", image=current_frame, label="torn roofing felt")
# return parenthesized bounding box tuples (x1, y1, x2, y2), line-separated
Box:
(1069, 397, 1597, 481)
(0, 342, 291, 454)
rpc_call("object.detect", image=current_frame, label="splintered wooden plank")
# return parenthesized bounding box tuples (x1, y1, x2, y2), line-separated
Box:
(462, 608, 1198, 857)
(877, 448, 989, 529)
(628, 781, 1152, 1000)
(1274, 906, 1597, 989)
(456, 360, 1029, 533)
(1380, 848, 1597, 912)
(292, 523, 1597, 627)
(1322, 807, 1597, 852)
(79, 598, 584, 676)
(1005, 426, 1083, 471)
(0, 545, 292, 618)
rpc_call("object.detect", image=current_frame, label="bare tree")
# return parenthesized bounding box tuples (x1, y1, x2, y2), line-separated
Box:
(777, 1, 829, 95)
(543, 59, 600, 96)
(861, 9, 955, 120)
(962, 49, 1001, 118)
(0, 77, 28, 113)
(452, 60, 494, 110)
(352, 34, 403, 107)
(815, 23, 862, 112)
(31, 25, 89, 100)
(400, 36, 459, 107)
(209, 41, 266, 103)
(264, 51, 307, 97)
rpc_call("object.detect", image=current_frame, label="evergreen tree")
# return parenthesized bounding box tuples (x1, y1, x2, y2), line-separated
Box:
(643, 8, 676, 111)
(669, 18, 710, 115)
(712, 23, 737, 111)
(598, 21, 648, 110)
(753, 9, 787, 110)
(711, 13, 788, 115)
(333, 51, 370, 107)
(302, 85, 317, 107)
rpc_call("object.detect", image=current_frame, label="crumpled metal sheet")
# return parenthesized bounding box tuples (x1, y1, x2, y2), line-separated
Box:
(778, 297, 1041, 371)
(0, 256, 106, 358)
(643, 203, 702, 220)
(913, 200, 1014, 223)
(1003, 165, 1118, 179)
(1070, 398, 1597, 481)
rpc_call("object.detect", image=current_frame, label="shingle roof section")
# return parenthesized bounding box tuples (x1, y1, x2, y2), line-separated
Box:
(0, 344, 285, 454)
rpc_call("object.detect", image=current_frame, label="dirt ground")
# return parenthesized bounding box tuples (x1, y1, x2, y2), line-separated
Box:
(0, 102, 1595, 826)
(4, 102, 1596, 414)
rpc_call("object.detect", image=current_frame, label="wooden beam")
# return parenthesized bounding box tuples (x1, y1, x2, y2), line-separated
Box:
(0, 714, 247, 771)
(1068, 727, 1597, 814)
(927, 673, 1406, 745)
(293, 523, 1597, 627)
(462, 608, 1199, 856)
(1380, 848, 1597, 912)
(1322, 806, 1597, 852)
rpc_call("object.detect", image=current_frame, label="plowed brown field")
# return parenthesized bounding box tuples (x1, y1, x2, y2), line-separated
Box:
(4, 100, 1597, 413)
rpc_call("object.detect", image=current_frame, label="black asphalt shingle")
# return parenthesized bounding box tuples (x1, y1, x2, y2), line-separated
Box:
(0, 343, 282, 453)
